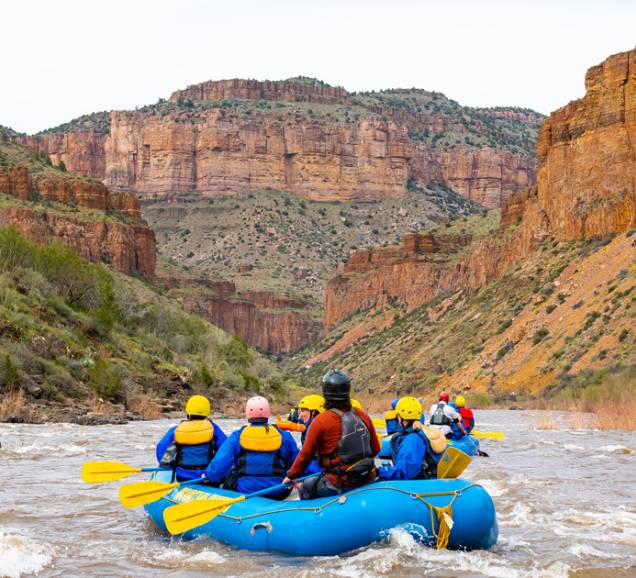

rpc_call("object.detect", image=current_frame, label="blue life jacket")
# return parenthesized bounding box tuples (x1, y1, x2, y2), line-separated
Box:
(225, 424, 287, 493)
(390, 429, 442, 479)
(174, 419, 217, 468)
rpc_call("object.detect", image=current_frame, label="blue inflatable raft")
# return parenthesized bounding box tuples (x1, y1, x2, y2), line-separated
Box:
(378, 434, 481, 458)
(145, 471, 497, 555)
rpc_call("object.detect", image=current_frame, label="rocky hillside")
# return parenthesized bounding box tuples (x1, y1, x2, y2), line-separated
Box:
(0, 132, 155, 278)
(0, 228, 287, 424)
(294, 49, 636, 402)
(17, 77, 541, 353)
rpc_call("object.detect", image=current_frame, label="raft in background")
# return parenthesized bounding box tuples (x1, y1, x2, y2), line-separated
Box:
(145, 471, 498, 556)
(378, 434, 481, 458)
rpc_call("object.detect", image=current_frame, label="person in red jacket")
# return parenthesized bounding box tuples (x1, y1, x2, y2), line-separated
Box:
(283, 369, 380, 499)
(454, 395, 475, 434)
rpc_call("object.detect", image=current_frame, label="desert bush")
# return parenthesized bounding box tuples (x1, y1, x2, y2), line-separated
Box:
(87, 358, 122, 399)
(0, 228, 34, 272)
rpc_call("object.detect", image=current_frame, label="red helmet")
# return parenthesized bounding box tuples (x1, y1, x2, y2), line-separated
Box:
(439, 391, 450, 402)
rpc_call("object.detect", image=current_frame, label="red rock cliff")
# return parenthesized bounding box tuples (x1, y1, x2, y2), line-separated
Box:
(24, 80, 537, 208)
(0, 166, 156, 278)
(171, 79, 350, 105)
(324, 49, 636, 328)
(103, 111, 412, 201)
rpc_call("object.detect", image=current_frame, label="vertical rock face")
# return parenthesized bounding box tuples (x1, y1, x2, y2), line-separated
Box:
(24, 78, 539, 208)
(103, 111, 412, 201)
(0, 162, 156, 278)
(537, 49, 636, 239)
(324, 49, 636, 328)
(174, 285, 321, 353)
(170, 79, 351, 105)
(22, 131, 107, 179)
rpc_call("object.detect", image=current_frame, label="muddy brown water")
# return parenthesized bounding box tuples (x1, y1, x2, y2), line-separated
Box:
(0, 411, 635, 578)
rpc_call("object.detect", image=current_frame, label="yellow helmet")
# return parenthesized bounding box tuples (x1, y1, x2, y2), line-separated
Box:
(395, 396, 423, 420)
(298, 394, 325, 413)
(455, 395, 466, 408)
(351, 398, 363, 411)
(185, 395, 211, 417)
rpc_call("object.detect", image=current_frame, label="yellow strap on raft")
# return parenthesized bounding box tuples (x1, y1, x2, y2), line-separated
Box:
(174, 419, 213, 445)
(413, 421, 448, 454)
(239, 425, 282, 452)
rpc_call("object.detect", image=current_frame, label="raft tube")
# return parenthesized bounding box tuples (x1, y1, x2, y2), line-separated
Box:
(145, 471, 497, 555)
(378, 433, 481, 458)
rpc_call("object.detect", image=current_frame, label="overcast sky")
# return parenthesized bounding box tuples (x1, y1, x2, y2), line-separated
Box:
(3, 0, 635, 134)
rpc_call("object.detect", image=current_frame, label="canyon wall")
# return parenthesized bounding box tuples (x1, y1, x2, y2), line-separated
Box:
(103, 111, 412, 201)
(24, 79, 537, 207)
(324, 49, 636, 328)
(0, 166, 156, 278)
(159, 278, 321, 353)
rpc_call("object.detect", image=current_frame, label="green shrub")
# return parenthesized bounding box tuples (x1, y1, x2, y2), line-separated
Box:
(87, 358, 121, 399)
(0, 228, 35, 272)
(532, 328, 549, 345)
(546, 304, 557, 314)
(619, 329, 629, 342)
(497, 340, 513, 359)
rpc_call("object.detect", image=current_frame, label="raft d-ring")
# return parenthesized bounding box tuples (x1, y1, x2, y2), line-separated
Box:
(338, 495, 347, 505)
(250, 522, 273, 536)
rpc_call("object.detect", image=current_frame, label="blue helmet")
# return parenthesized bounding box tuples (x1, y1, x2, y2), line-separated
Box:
(390, 398, 399, 410)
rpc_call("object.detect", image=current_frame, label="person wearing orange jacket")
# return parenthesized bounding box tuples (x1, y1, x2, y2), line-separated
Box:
(283, 369, 380, 499)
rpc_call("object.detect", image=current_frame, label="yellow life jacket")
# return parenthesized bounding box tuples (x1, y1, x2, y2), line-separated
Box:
(414, 421, 447, 454)
(384, 409, 398, 421)
(175, 419, 214, 445)
(239, 425, 282, 452)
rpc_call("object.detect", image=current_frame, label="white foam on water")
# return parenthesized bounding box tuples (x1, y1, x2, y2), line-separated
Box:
(475, 478, 507, 498)
(0, 532, 54, 578)
(500, 501, 534, 528)
(5, 443, 87, 458)
(599, 445, 633, 454)
(140, 545, 225, 569)
(568, 543, 619, 560)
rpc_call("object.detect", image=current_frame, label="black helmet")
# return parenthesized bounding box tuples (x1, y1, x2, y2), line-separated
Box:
(322, 369, 351, 402)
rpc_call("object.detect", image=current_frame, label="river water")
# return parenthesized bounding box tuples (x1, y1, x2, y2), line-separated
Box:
(1, 410, 635, 578)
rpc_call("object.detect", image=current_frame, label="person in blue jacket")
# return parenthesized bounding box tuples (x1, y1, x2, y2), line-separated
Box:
(204, 396, 299, 499)
(156, 395, 227, 481)
(378, 397, 447, 480)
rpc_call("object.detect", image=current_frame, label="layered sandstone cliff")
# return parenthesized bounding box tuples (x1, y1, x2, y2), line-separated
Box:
(103, 111, 412, 201)
(157, 277, 321, 352)
(324, 49, 636, 329)
(24, 79, 538, 207)
(171, 78, 350, 105)
(0, 157, 156, 278)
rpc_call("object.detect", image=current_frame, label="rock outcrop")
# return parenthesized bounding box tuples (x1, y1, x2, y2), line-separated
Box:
(0, 164, 156, 278)
(170, 78, 350, 105)
(163, 278, 321, 353)
(324, 49, 636, 328)
(23, 79, 539, 208)
(537, 49, 636, 239)
(0, 207, 156, 278)
(103, 111, 412, 201)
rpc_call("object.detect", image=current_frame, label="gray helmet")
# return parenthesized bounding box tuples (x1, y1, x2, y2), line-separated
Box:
(322, 369, 351, 402)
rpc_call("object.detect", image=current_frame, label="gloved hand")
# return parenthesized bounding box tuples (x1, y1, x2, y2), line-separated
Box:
(381, 461, 391, 468)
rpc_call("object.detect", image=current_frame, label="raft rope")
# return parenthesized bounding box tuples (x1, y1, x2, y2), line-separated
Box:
(216, 483, 479, 550)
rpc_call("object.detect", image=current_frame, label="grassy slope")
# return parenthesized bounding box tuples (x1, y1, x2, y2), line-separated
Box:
(0, 229, 287, 422)
(145, 187, 479, 308)
(292, 226, 636, 407)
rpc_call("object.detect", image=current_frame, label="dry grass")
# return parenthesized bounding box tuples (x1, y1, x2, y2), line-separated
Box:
(88, 394, 110, 417)
(0, 387, 25, 421)
(531, 398, 636, 431)
(126, 391, 163, 420)
(590, 398, 636, 431)
(534, 411, 558, 430)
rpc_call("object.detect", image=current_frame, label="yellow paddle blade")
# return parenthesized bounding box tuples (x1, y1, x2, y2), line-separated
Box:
(372, 418, 386, 430)
(81, 461, 142, 483)
(437, 447, 472, 480)
(164, 495, 246, 535)
(472, 430, 506, 440)
(119, 481, 179, 508)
